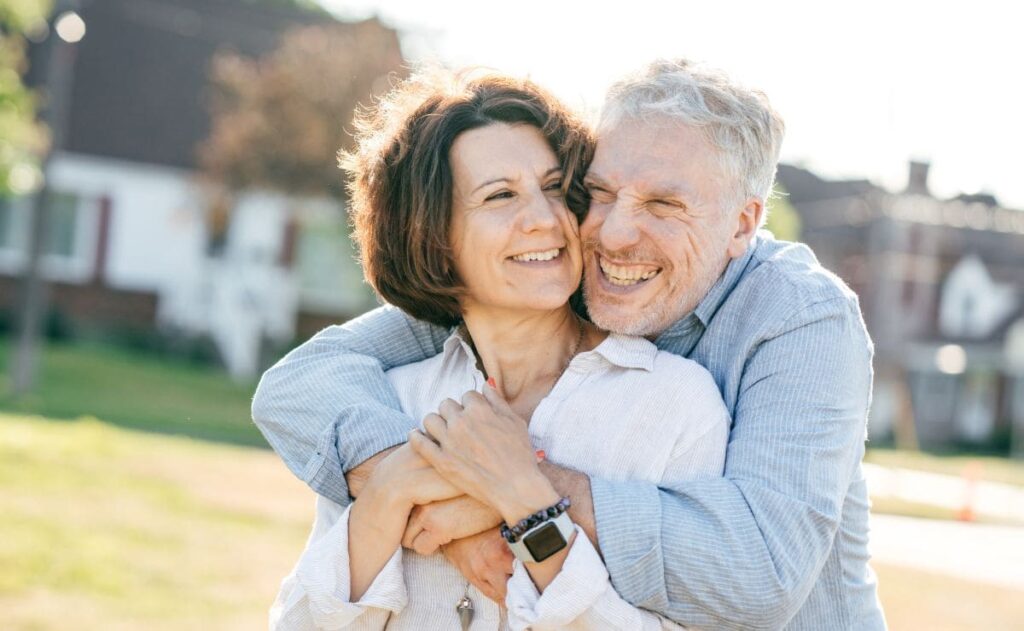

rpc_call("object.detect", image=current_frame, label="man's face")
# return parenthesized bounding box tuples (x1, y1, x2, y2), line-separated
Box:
(580, 117, 760, 337)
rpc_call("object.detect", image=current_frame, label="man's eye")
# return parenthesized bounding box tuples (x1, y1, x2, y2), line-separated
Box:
(650, 200, 684, 213)
(587, 187, 614, 202)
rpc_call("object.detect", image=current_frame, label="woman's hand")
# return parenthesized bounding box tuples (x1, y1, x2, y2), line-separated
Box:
(409, 385, 560, 524)
(363, 442, 464, 514)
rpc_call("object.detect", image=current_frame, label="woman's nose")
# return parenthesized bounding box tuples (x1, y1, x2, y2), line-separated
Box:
(519, 191, 560, 232)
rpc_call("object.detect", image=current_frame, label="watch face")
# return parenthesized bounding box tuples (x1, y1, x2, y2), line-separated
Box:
(523, 522, 567, 562)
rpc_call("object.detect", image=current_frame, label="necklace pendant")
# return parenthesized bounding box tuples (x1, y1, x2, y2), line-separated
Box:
(456, 595, 474, 631)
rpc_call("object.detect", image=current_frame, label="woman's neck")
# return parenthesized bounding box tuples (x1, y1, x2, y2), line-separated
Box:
(461, 306, 604, 418)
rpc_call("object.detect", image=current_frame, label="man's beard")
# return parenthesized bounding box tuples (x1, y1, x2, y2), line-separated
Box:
(581, 239, 725, 338)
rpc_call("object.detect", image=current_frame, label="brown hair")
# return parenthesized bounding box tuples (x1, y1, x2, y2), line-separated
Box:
(340, 68, 594, 327)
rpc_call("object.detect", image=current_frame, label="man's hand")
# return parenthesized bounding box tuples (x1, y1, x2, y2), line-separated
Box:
(441, 528, 514, 604)
(402, 494, 503, 555)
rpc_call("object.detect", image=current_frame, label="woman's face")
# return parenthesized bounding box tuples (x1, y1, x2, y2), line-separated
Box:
(449, 123, 582, 317)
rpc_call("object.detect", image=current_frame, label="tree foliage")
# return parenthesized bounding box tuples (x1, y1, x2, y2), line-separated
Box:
(198, 18, 404, 199)
(0, 0, 50, 196)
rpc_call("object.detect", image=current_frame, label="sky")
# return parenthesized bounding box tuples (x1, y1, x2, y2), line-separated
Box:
(321, 0, 1024, 209)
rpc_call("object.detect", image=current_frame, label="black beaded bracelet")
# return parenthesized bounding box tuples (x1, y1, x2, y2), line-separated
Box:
(499, 497, 572, 543)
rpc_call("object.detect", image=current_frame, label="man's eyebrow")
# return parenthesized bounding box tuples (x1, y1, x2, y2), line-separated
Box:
(583, 173, 613, 188)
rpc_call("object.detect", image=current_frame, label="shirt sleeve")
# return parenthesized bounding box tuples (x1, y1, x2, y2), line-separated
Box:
(270, 496, 407, 630)
(590, 297, 873, 630)
(251, 304, 449, 505)
(505, 526, 687, 631)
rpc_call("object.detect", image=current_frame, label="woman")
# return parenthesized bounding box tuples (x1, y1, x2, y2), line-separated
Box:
(270, 69, 729, 630)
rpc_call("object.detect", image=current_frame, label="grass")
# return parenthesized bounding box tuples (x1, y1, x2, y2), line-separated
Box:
(876, 564, 1024, 630)
(0, 413, 312, 630)
(0, 338, 265, 446)
(865, 446, 1024, 488)
(2, 413, 1022, 629)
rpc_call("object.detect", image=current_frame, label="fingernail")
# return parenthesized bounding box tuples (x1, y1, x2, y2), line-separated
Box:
(486, 377, 497, 389)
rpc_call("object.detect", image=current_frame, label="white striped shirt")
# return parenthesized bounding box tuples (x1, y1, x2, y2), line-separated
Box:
(270, 331, 729, 630)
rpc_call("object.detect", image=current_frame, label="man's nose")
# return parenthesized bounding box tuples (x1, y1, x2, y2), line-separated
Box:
(597, 202, 641, 251)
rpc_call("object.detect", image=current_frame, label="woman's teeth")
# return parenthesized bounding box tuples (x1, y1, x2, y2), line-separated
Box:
(599, 258, 660, 286)
(511, 248, 561, 262)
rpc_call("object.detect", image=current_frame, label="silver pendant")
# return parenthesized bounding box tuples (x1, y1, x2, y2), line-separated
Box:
(456, 595, 474, 631)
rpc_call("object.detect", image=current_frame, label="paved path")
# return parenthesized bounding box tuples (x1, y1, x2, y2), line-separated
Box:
(864, 463, 1024, 523)
(869, 513, 1024, 591)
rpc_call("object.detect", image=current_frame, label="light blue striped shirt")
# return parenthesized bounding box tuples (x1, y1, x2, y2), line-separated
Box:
(252, 232, 886, 630)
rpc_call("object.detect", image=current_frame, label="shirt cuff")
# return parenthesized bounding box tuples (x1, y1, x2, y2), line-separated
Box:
(506, 525, 609, 629)
(309, 405, 413, 506)
(590, 476, 670, 610)
(295, 505, 408, 628)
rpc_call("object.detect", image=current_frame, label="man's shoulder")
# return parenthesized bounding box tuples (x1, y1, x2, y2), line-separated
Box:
(736, 233, 862, 327)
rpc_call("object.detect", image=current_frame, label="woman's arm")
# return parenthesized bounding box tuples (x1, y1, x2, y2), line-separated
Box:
(271, 444, 462, 629)
(348, 444, 461, 599)
(252, 305, 450, 506)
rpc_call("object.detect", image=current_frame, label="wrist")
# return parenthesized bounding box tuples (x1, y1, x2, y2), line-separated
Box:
(496, 471, 561, 524)
(361, 476, 413, 516)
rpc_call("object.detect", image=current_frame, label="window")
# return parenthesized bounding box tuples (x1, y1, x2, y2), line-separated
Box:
(0, 190, 97, 281)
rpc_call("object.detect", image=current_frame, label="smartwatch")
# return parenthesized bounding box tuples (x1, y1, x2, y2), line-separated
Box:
(505, 512, 574, 563)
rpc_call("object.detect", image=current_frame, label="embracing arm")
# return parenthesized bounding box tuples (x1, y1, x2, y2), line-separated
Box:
(591, 297, 873, 630)
(251, 305, 449, 505)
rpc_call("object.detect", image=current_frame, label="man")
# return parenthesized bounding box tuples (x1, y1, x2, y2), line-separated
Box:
(253, 59, 886, 630)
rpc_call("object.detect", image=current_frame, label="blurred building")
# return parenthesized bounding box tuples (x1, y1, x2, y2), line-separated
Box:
(777, 162, 1024, 453)
(0, 0, 394, 377)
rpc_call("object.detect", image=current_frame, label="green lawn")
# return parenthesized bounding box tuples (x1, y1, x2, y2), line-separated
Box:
(0, 338, 265, 446)
(0, 413, 312, 630)
(2, 413, 1021, 630)
(866, 446, 1024, 488)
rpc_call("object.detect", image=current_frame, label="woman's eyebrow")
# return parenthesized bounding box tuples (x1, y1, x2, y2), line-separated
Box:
(471, 177, 511, 195)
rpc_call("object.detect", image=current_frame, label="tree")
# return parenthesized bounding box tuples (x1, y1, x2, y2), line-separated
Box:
(0, 0, 51, 195)
(198, 18, 404, 202)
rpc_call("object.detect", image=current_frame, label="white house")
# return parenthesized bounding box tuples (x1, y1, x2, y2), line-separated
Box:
(0, 0, 387, 378)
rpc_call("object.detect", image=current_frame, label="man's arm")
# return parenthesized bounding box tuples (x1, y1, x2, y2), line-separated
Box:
(251, 305, 450, 505)
(591, 297, 873, 630)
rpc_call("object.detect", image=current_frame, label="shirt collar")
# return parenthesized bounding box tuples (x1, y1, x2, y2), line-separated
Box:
(658, 234, 762, 342)
(442, 327, 658, 373)
(586, 333, 658, 371)
(693, 234, 761, 327)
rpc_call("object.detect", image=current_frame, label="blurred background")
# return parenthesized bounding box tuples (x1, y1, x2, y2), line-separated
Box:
(1, 0, 1021, 629)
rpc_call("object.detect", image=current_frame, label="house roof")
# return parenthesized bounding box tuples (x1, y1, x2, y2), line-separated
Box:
(775, 163, 881, 204)
(27, 0, 367, 170)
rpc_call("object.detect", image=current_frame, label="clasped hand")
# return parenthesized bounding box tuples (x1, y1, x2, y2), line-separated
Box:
(373, 384, 559, 602)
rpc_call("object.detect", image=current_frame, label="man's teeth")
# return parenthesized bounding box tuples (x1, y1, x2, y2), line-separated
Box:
(511, 248, 561, 262)
(599, 258, 660, 286)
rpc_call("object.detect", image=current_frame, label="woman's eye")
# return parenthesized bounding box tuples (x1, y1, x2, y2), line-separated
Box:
(485, 191, 514, 202)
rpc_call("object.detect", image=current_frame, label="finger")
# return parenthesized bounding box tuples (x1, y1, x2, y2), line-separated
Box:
(480, 380, 515, 414)
(483, 573, 508, 603)
(408, 429, 444, 466)
(461, 389, 486, 409)
(402, 508, 425, 549)
(421, 413, 448, 444)
(412, 530, 443, 556)
(437, 397, 463, 422)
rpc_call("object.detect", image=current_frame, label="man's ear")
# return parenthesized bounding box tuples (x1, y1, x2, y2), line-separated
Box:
(727, 197, 763, 259)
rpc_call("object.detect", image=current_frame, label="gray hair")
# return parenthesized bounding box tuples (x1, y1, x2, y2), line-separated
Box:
(599, 59, 785, 207)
